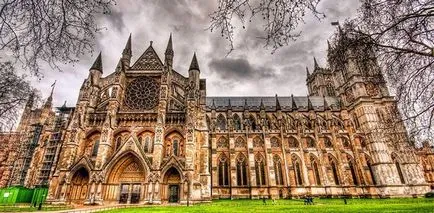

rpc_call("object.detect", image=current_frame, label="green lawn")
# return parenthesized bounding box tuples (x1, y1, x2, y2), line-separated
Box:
(102, 198, 434, 213)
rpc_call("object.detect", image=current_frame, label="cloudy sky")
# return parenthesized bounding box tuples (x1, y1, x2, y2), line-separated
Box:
(30, 0, 360, 107)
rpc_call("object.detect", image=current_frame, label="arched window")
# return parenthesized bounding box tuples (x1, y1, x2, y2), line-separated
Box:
(92, 139, 99, 157)
(217, 114, 227, 131)
(173, 139, 179, 156)
(342, 137, 350, 148)
(274, 155, 284, 186)
(348, 157, 359, 185)
(218, 154, 229, 186)
(115, 136, 122, 150)
(255, 154, 266, 186)
(292, 155, 303, 186)
(236, 155, 248, 186)
(366, 157, 376, 185)
(307, 137, 316, 148)
(310, 156, 321, 185)
(288, 137, 299, 148)
(249, 115, 257, 130)
(360, 137, 367, 148)
(329, 156, 340, 185)
(233, 114, 242, 130)
(144, 136, 151, 153)
(324, 137, 333, 148)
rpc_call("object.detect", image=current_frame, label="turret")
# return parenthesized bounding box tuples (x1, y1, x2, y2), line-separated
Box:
(165, 33, 174, 69)
(89, 52, 103, 86)
(188, 52, 200, 90)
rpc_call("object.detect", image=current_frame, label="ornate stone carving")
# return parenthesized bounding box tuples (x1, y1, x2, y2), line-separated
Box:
(124, 77, 160, 110)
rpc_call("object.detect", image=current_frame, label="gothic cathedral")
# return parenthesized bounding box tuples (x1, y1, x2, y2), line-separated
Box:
(0, 31, 433, 205)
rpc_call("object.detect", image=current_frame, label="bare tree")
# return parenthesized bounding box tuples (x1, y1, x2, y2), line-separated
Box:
(344, 0, 434, 144)
(0, 61, 39, 131)
(209, 0, 324, 52)
(0, 0, 115, 76)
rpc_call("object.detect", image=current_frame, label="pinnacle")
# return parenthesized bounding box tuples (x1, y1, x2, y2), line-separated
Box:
(165, 33, 174, 55)
(189, 52, 200, 71)
(90, 52, 103, 73)
(122, 33, 132, 56)
(314, 57, 319, 69)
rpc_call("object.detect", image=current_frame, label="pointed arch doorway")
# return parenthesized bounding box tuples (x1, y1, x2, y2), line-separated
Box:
(105, 153, 146, 204)
(163, 167, 182, 203)
(68, 167, 89, 204)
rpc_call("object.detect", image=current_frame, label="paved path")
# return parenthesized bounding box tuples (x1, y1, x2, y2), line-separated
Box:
(34, 204, 147, 213)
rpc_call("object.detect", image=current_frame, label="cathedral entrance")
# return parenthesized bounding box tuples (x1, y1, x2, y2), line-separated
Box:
(119, 183, 141, 204)
(68, 168, 89, 204)
(168, 185, 179, 203)
(163, 167, 181, 203)
(105, 153, 146, 204)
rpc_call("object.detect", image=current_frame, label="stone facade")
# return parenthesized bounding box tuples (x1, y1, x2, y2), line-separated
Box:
(0, 32, 433, 205)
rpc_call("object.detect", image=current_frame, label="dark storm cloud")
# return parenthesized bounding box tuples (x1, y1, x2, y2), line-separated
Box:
(209, 57, 277, 80)
(28, 0, 361, 107)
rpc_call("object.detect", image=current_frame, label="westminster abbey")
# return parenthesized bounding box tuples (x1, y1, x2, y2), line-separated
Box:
(0, 30, 433, 205)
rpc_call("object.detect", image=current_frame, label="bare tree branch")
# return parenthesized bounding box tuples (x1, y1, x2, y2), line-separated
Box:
(0, 0, 116, 76)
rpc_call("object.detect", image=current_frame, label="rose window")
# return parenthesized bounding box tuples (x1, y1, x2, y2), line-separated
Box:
(124, 77, 160, 110)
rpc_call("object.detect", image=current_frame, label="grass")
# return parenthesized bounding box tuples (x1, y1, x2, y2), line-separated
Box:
(101, 198, 434, 213)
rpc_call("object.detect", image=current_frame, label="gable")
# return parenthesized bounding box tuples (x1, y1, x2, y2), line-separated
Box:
(131, 45, 163, 70)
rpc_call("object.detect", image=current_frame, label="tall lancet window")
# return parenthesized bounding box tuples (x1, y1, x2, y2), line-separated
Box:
(173, 139, 179, 156)
(218, 154, 229, 186)
(236, 154, 248, 186)
(292, 155, 303, 186)
(392, 155, 405, 184)
(216, 114, 227, 131)
(366, 157, 377, 185)
(329, 156, 340, 185)
(92, 139, 99, 157)
(311, 156, 321, 185)
(274, 155, 284, 186)
(233, 114, 242, 130)
(255, 154, 266, 186)
(144, 136, 151, 153)
(348, 157, 359, 185)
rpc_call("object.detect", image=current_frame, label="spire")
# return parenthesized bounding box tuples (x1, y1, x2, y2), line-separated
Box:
(211, 99, 216, 110)
(165, 33, 174, 55)
(306, 67, 310, 77)
(45, 80, 56, 107)
(189, 52, 200, 71)
(307, 96, 314, 111)
(228, 98, 232, 108)
(165, 33, 174, 68)
(314, 57, 319, 69)
(122, 33, 132, 57)
(275, 94, 281, 111)
(291, 94, 297, 110)
(260, 99, 265, 110)
(323, 95, 330, 111)
(90, 52, 103, 73)
(61, 101, 67, 109)
(244, 99, 249, 110)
